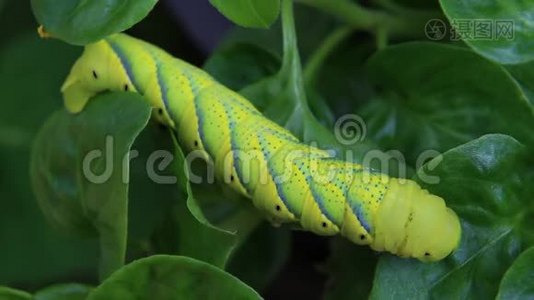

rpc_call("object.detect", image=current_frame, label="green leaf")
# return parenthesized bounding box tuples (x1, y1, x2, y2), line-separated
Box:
(31, 0, 158, 45)
(371, 134, 533, 299)
(323, 238, 377, 300)
(87, 255, 262, 299)
(150, 133, 262, 269)
(379, 0, 438, 10)
(439, 0, 534, 64)
(209, 0, 280, 28)
(308, 36, 375, 118)
(125, 124, 179, 251)
(507, 61, 534, 106)
(34, 283, 92, 300)
(30, 93, 152, 280)
(497, 247, 534, 300)
(0, 33, 99, 286)
(150, 196, 238, 269)
(107, 101, 245, 269)
(204, 43, 280, 91)
(174, 201, 237, 265)
(227, 223, 291, 291)
(363, 42, 534, 165)
(171, 136, 236, 241)
(0, 287, 32, 300)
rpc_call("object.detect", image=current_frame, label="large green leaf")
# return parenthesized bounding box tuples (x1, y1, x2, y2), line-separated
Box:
(172, 130, 290, 282)
(0, 34, 99, 287)
(323, 238, 377, 299)
(1, 282, 89, 300)
(209, 0, 280, 28)
(439, 0, 534, 64)
(125, 124, 178, 252)
(0, 287, 31, 300)
(31, 0, 158, 45)
(507, 61, 534, 106)
(150, 202, 238, 269)
(363, 42, 534, 165)
(184, 184, 261, 266)
(30, 93, 152, 280)
(156, 133, 262, 268)
(371, 134, 533, 299)
(307, 36, 375, 118)
(379, 0, 439, 10)
(149, 190, 240, 269)
(227, 223, 291, 292)
(204, 43, 280, 91)
(34, 283, 92, 300)
(87, 255, 262, 299)
(124, 123, 235, 265)
(497, 246, 534, 299)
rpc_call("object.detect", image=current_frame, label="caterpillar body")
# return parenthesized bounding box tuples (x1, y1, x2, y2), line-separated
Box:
(61, 34, 461, 262)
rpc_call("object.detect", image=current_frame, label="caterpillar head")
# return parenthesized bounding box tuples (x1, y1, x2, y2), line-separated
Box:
(372, 179, 461, 262)
(61, 39, 133, 114)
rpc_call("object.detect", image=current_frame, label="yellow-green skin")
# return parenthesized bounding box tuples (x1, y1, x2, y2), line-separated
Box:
(61, 34, 461, 262)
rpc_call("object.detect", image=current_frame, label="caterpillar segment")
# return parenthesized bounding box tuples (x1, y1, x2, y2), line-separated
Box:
(61, 33, 461, 262)
(244, 125, 302, 224)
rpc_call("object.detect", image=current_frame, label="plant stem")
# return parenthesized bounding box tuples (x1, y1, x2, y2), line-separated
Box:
(280, 0, 300, 75)
(304, 26, 352, 87)
(374, 0, 440, 18)
(280, 0, 309, 112)
(295, 0, 440, 38)
(376, 26, 388, 49)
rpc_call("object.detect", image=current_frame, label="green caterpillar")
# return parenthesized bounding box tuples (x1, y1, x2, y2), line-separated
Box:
(61, 33, 461, 262)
